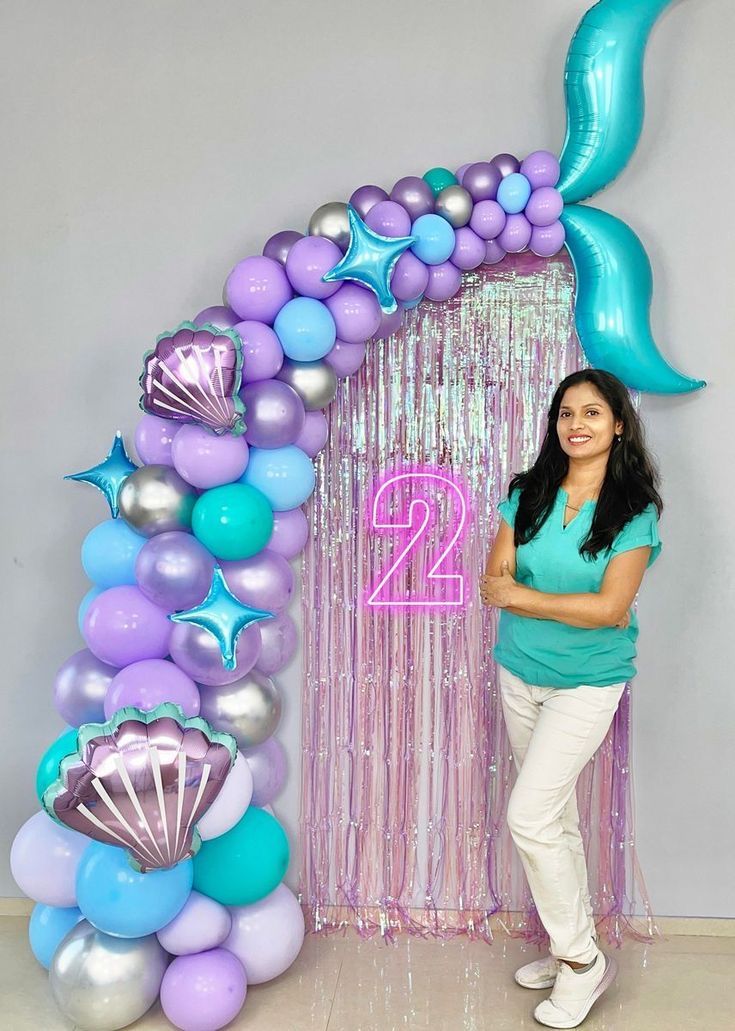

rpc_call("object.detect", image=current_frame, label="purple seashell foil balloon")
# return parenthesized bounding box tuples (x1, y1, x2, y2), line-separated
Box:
(140, 321, 247, 436)
(42, 704, 237, 873)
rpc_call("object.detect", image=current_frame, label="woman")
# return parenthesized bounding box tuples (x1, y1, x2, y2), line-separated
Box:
(480, 368, 662, 1029)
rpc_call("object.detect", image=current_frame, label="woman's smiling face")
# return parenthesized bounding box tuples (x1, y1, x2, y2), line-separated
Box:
(556, 383, 624, 460)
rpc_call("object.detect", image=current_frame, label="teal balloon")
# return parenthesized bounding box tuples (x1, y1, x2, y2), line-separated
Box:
(192, 483, 274, 561)
(192, 806, 289, 906)
(29, 904, 83, 969)
(562, 204, 706, 395)
(558, 0, 674, 202)
(36, 729, 78, 804)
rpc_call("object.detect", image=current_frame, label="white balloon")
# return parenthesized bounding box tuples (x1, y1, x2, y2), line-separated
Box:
(225, 883, 305, 984)
(197, 751, 253, 840)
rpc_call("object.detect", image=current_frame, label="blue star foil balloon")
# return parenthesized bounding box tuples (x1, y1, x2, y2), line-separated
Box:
(169, 565, 275, 670)
(322, 204, 415, 314)
(65, 432, 138, 518)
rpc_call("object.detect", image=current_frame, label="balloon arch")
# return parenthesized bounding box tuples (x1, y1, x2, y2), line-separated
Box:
(11, 2, 704, 1029)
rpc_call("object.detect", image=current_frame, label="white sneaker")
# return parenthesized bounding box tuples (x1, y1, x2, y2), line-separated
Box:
(533, 948, 617, 1028)
(514, 934, 598, 990)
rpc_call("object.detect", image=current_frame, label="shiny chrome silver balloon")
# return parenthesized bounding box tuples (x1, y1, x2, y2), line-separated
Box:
(307, 201, 351, 250)
(199, 669, 282, 749)
(50, 920, 169, 1031)
(118, 464, 196, 537)
(275, 358, 337, 412)
(434, 184, 473, 228)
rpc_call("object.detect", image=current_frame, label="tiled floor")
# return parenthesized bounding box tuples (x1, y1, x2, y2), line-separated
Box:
(0, 916, 732, 1030)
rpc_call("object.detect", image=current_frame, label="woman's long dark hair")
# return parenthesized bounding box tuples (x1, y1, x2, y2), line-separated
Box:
(506, 369, 663, 560)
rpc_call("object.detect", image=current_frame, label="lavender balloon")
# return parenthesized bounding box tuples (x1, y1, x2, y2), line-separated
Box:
(192, 305, 239, 329)
(160, 949, 247, 1031)
(365, 200, 412, 238)
(84, 586, 172, 667)
(255, 612, 298, 676)
(520, 149, 561, 189)
(169, 621, 262, 687)
(196, 751, 253, 841)
(134, 414, 179, 466)
(135, 530, 214, 613)
(497, 212, 532, 253)
(483, 239, 507, 265)
(10, 812, 88, 907)
(525, 186, 564, 227)
(461, 161, 502, 201)
(325, 283, 382, 344)
(221, 549, 294, 612)
(224, 883, 305, 984)
(234, 321, 284, 384)
(425, 261, 462, 301)
(241, 379, 305, 449)
(268, 507, 309, 560)
(262, 229, 303, 266)
(530, 221, 566, 257)
(324, 338, 367, 379)
(104, 658, 200, 719)
(284, 236, 342, 299)
(293, 410, 328, 457)
(469, 200, 507, 241)
(172, 423, 249, 489)
(390, 176, 435, 220)
(348, 184, 389, 218)
(53, 649, 118, 727)
(451, 227, 486, 270)
(224, 255, 293, 324)
(157, 890, 232, 955)
(243, 736, 288, 806)
(372, 306, 404, 341)
(391, 251, 429, 302)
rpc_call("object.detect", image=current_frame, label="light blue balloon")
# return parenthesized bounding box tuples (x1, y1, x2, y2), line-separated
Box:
(81, 518, 146, 588)
(29, 903, 83, 969)
(496, 173, 532, 214)
(558, 0, 674, 202)
(240, 444, 316, 511)
(78, 586, 104, 635)
(409, 214, 455, 265)
(76, 841, 193, 938)
(562, 203, 706, 395)
(273, 296, 336, 361)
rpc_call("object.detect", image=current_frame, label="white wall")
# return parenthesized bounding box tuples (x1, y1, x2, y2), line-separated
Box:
(1, 0, 732, 917)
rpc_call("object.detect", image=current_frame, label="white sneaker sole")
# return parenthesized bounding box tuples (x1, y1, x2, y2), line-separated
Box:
(515, 938, 599, 990)
(533, 953, 618, 1028)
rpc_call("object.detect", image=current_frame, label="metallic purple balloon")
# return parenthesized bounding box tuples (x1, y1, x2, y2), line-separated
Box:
(135, 530, 215, 613)
(389, 176, 435, 221)
(268, 507, 309, 559)
(461, 161, 502, 202)
(220, 549, 294, 613)
(53, 649, 118, 727)
(284, 236, 343, 299)
(134, 414, 179, 466)
(224, 255, 293, 325)
(348, 184, 389, 218)
(323, 339, 367, 379)
(262, 229, 303, 267)
(293, 410, 328, 457)
(140, 323, 246, 436)
(169, 621, 262, 687)
(455, 162, 471, 183)
(254, 613, 298, 676)
(192, 305, 240, 329)
(240, 379, 305, 449)
(44, 707, 236, 872)
(234, 320, 284, 384)
(491, 152, 521, 178)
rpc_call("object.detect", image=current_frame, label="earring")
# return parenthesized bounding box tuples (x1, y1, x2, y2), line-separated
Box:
(616, 435, 622, 442)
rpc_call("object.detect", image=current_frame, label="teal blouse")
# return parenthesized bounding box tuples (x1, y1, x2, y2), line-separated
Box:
(492, 486, 662, 688)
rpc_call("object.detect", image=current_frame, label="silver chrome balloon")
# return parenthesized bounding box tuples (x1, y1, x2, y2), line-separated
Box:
(199, 669, 282, 749)
(307, 201, 351, 250)
(275, 358, 337, 412)
(434, 184, 473, 228)
(118, 464, 196, 537)
(50, 920, 169, 1031)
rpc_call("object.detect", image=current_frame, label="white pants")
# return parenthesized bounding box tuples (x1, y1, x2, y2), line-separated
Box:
(498, 663, 626, 964)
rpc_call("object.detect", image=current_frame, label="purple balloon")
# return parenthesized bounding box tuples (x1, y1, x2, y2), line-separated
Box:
(262, 229, 303, 266)
(450, 227, 486, 270)
(135, 414, 179, 466)
(530, 220, 566, 257)
(10, 812, 88, 907)
(169, 622, 261, 687)
(221, 549, 294, 613)
(53, 649, 118, 726)
(104, 658, 200, 719)
(293, 410, 328, 457)
(389, 176, 435, 220)
(372, 306, 404, 341)
(243, 736, 287, 806)
(525, 186, 564, 228)
(483, 239, 507, 265)
(324, 283, 382, 344)
(365, 200, 412, 238)
(324, 339, 367, 378)
(497, 213, 532, 253)
(224, 256, 293, 325)
(135, 531, 215, 613)
(268, 507, 309, 559)
(224, 883, 305, 985)
(172, 424, 249, 489)
(469, 199, 507, 241)
(192, 306, 239, 330)
(455, 162, 471, 183)
(161, 948, 247, 1031)
(240, 379, 306, 449)
(390, 251, 429, 302)
(157, 891, 232, 956)
(254, 613, 298, 676)
(284, 236, 343, 299)
(491, 152, 520, 178)
(83, 586, 172, 668)
(520, 149, 561, 189)
(461, 161, 502, 202)
(234, 321, 284, 384)
(349, 184, 389, 218)
(424, 261, 462, 301)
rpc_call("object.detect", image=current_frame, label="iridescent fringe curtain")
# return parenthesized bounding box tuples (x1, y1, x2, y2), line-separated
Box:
(298, 251, 658, 949)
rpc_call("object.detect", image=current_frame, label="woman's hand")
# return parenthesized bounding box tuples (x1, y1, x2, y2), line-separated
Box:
(479, 561, 520, 608)
(614, 609, 632, 628)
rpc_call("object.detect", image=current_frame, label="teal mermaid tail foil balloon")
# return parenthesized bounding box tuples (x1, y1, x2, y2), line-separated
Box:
(562, 205, 705, 395)
(558, 0, 674, 203)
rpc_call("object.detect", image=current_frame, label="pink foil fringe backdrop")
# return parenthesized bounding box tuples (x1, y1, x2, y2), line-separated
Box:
(298, 251, 658, 951)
